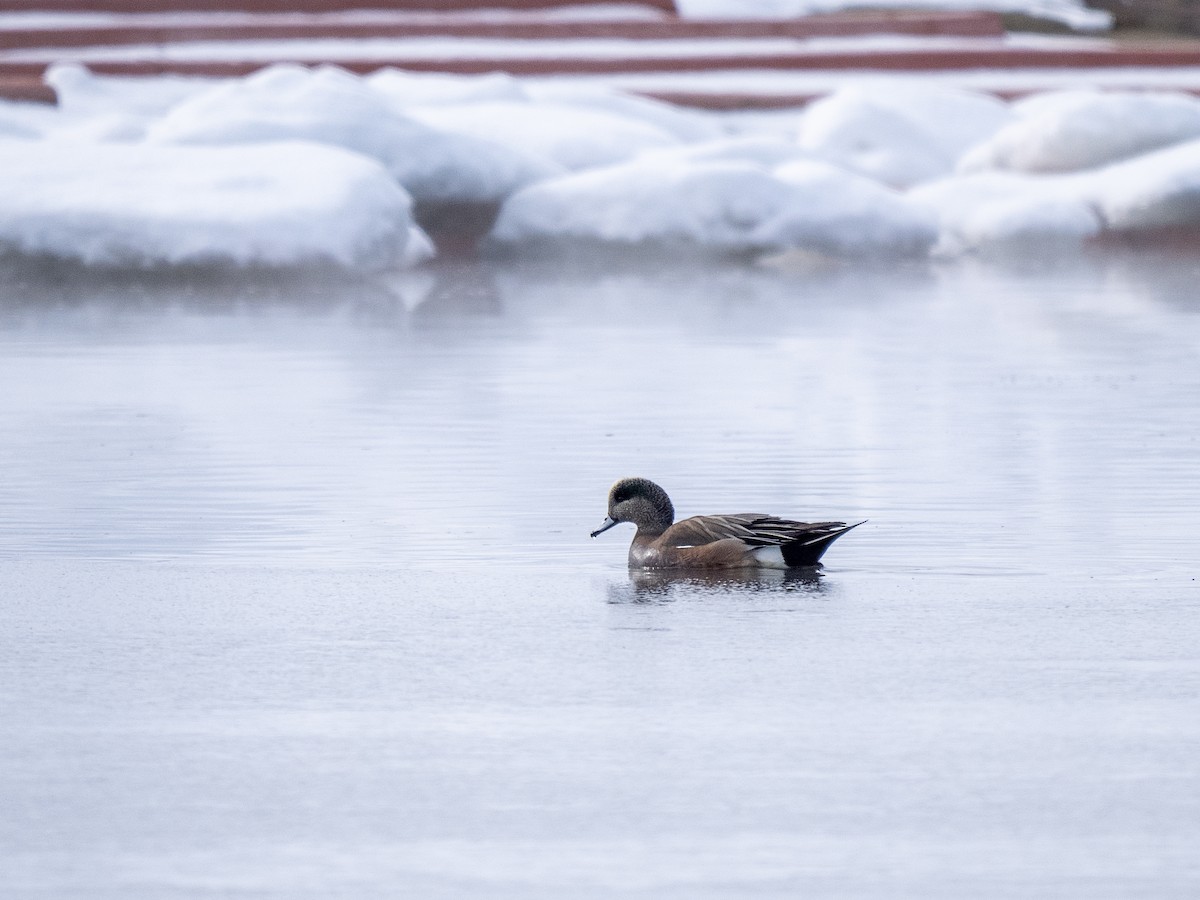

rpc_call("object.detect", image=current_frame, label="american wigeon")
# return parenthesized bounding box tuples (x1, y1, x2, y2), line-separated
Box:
(591, 477, 862, 569)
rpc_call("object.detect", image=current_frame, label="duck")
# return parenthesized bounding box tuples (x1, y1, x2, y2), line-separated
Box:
(590, 477, 862, 569)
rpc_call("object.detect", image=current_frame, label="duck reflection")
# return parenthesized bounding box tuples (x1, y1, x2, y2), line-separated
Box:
(407, 263, 502, 320)
(607, 566, 826, 604)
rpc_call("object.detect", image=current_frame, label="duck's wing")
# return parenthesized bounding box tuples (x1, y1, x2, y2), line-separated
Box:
(778, 520, 865, 566)
(662, 514, 849, 549)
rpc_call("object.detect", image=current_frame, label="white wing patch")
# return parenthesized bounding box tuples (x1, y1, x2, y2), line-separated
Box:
(749, 545, 788, 569)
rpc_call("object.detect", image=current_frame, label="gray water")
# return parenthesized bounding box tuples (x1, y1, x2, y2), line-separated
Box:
(0, 252, 1197, 898)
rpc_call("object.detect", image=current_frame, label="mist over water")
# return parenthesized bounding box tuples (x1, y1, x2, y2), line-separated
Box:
(1, 251, 1198, 897)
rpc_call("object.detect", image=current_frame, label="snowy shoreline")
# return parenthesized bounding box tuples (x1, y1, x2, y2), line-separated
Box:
(4, 62, 1200, 272)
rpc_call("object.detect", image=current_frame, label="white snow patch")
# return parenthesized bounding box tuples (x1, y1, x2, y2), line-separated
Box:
(522, 66, 1200, 100)
(406, 100, 680, 172)
(146, 64, 558, 206)
(46, 63, 219, 120)
(911, 172, 1101, 255)
(771, 159, 939, 255)
(1089, 138, 1200, 231)
(914, 138, 1200, 254)
(2, 34, 1094, 65)
(522, 82, 724, 143)
(4, 57, 1200, 269)
(22, 65, 225, 142)
(490, 156, 934, 257)
(959, 90, 1200, 174)
(639, 135, 814, 168)
(366, 68, 530, 107)
(0, 5, 669, 29)
(0, 138, 418, 270)
(0, 103, 44, 140)
(797, 84, 1011, 188)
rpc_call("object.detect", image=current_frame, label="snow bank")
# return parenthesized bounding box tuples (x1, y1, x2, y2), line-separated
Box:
(914, 136, 1200, 255)
(47, 63, 217, 121)
(406, 100, 681, 172)
(366, 68, 530, 106)
(639, 135, 814, 168)
(798, 84, 1011, 188)
(6, 60, 1200, 271)
(147, 64, 557, 206)
(367, 70, 719, 155)
(0, 102, 43, 139)
(0, 138, 419, 270)
(771, 159, 938, 255)
(1090, 138, 1200, 231)
(959, 90, 1200, 174)
(910, 172, 1101, 256)
(489, 154, 935, 257)
(522, 82, 723, 143)
(28, 64, 221, 142)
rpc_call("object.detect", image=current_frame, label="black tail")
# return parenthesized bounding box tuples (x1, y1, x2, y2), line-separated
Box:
(781, 521, 865, 567)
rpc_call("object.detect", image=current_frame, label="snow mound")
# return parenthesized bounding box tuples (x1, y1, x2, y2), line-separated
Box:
(772, 159, 938, 256)
(0, 103, 42, 140)
(522, 82, 724, 143)
(146, 64, 557, 206)
(1090, 138, 1200, 231)
(911, 172, 1101, 256)
(960, 91, 1200, 174)
(489, 156, 934, 257)
(35, 64, 221, 142)
(366, 68, 529, 106)
(47, 63, 218, 120)
(638, 135, 814, 169)
(0, 138, 419, 270)
(406, 100, 680, 172)
(914, 138, 1200, 255)
(798, 84, 1011, 189)
(8, 60, 1200, 269)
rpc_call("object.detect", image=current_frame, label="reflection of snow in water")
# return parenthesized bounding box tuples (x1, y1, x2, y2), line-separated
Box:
(0, 253, 1196, 573)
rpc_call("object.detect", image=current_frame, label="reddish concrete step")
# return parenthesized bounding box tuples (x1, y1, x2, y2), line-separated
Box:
(5, 41, 1200, 79)
(0, 10, 1005, 50)
(3, 3, 1200, 110)
(0, 74, 55, 102)
(0, 0, 678, 12)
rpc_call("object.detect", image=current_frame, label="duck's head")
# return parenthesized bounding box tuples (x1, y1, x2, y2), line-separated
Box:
(590, 477, 675, 538)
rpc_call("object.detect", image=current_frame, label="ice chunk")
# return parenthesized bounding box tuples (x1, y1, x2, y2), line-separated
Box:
(1088, 138, 1200, 231)
(147, 64, 557, 206)
(771, 159, 938, 256)
(638, 135, 815, 169)
(490, 156, 935, 257)
(797, 84, 1011, 188)
(910, 171, 1100, 256)
(0, 138, 418, 270)
(918, 136, 1200, 254)
(366, 68, 529, 106)
(407, 100, 679, 172)
(960, 91, 1200, 174)
(961, 196, 1102, 254)
(46, 63, 219, 120)
(0, 103, 44, 140)
(523, 82, 723, 143)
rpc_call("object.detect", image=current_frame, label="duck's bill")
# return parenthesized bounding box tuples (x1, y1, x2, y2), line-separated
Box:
(590, 516, 618, 538)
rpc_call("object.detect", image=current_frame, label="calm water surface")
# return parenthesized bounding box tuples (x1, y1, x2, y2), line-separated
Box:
(0, 253, 1197, 897)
